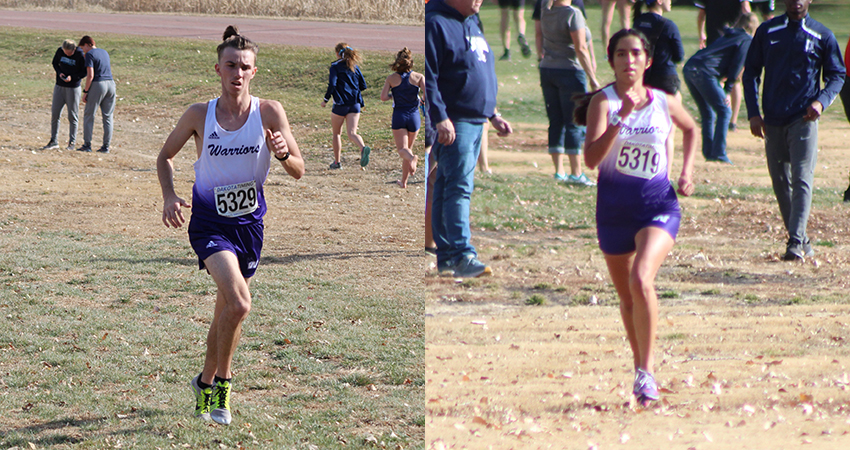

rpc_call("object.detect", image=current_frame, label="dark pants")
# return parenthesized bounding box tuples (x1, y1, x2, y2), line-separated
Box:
(684, 66, 731, 161)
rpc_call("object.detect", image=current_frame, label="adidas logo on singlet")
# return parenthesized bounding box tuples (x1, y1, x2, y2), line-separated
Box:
(208, 131, 220, 140)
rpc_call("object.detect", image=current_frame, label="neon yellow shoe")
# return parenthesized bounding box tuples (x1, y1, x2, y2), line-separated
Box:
(210, 379, 232, 425)
(190, 375, 212, 420)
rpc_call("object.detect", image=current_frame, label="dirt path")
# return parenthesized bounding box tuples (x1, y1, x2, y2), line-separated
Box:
(0, 9, 424, 53)
(426, 114, 850, 448)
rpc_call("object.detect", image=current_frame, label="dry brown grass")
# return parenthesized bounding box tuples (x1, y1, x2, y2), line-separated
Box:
(425, 113, 850, 448)
(0, 0, 424, 25)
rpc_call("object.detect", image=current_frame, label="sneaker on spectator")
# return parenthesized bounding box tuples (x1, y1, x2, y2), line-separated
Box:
(42, 141, 59, 150)
(566, 173, 596, 186)
(452, 255, 492, 278)
(518, 34, 532, 58)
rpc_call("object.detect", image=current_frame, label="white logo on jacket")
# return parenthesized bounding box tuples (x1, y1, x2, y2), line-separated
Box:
(467, 36, 490, 63)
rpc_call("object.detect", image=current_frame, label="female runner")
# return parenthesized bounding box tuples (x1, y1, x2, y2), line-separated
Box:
(322, 43, 370, 169)
(380, 47, 426, 188)
(576, 28, 696, 406)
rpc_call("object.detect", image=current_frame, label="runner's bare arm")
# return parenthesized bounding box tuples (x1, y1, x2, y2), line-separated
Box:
(413, 71, 426, 104)
(261, 100, 305, 180)
(667, 93, 697, 197)
(380, 74, 394, 102)
(583, 93, 617, 170)
(156, 103, 205, 228)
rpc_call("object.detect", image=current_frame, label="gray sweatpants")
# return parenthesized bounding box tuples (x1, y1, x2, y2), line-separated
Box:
(764, 118, 818, 245)
(50, 85, 81, 145)
(83, 79, 116, 149)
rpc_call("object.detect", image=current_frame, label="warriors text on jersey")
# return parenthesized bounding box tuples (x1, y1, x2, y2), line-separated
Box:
(596, 85, 678, 227)
(192, 96, 271, 225)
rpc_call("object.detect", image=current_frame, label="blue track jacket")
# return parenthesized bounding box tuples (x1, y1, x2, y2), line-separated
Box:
(425, 0, 498, 125)
(685, 27, 752, 94)
(742, 14, 845, 126)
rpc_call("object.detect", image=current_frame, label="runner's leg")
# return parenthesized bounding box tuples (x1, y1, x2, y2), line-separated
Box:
(200, 250, 252, 383)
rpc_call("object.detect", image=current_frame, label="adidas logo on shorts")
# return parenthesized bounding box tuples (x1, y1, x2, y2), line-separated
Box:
(208, 131, 220, 140)
(206, 241, 218, 248)
(248, 261, 259, 270)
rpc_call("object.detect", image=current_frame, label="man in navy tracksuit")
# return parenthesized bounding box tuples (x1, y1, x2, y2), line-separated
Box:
(426, 0, 513, 278)
(742, 0, 845, 261)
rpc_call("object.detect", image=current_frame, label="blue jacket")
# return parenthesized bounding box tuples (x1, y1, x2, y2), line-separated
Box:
(323, 60, 367, 107)
(633, 12, 684, 85)
(742, 14, 845, 126)
(425, 0, 497, 125)
(685, 27, 752, 94)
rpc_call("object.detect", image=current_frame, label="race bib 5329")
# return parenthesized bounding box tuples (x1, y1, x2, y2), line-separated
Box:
(214, 180, 258, 218)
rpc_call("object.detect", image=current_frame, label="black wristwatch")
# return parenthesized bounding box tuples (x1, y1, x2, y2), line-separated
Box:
(274, 151, 290, 162)
(83, 89, 88, 94)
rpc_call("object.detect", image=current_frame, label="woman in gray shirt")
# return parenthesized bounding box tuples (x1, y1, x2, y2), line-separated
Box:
(539, 0, 600, 185)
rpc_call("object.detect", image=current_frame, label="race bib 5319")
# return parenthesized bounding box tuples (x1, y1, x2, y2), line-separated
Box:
(615, 140, 663, 180)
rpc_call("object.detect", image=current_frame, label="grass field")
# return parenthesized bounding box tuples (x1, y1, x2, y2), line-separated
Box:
(427, 3, 850, 449)
(0, 0, 424, 25)
(0, 27, 425, 449)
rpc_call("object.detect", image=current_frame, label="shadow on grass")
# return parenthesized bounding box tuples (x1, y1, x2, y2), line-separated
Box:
(99, 257, 196, 267)
(685, 268, 814, 287)
(2, 409, 169, 448)
(263, 249, 413, 265)
(98, 250, 417, 269)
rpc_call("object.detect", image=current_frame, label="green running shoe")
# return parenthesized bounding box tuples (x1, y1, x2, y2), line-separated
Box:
(360, 146, 371, 167)
(190, 375, 212, 421)
(210, 379, 232, 425)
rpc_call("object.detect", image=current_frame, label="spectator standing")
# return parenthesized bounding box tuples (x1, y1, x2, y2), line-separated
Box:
(426, 0, 513, 278)
(684, 13, 758, 164)
(44, 39, 86, 151)
(494, 0, 532, 61)
(695, 0, 751, 131)
(538, 0, 600, 185)
(599, 0, 633, 57)
(533, 0, 595, 72)
(742, 0, 845, 260)
(78, 36, 116, 153)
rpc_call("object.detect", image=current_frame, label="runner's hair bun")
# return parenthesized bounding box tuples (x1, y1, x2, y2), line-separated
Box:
(223, 26, 240, 41)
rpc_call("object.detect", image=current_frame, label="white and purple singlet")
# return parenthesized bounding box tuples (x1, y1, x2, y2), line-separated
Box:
(191, 96, 271, 226)
(595, 85, 681, 253)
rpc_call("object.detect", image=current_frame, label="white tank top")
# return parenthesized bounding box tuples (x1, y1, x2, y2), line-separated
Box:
(191, 96, 271, 225)
(596, 85, 678, 224)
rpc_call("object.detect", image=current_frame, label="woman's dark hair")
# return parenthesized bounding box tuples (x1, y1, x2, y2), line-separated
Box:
(391, 47, 413, 73)
(335, 42, 362, 71)
(632, 0, 659, 24)
(606, 28, 653, 64)
(574, 29, 653, 126)
(79, 35, 94, 47)
(217, 26, 258, 61)
(572, 83, 614, 126)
